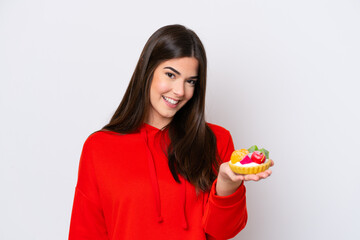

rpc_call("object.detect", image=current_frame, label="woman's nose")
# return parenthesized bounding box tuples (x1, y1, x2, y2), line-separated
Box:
(173, 80, 185, 97)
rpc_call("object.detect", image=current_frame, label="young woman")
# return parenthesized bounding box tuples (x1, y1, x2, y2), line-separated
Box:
(69, 24, 273, 240)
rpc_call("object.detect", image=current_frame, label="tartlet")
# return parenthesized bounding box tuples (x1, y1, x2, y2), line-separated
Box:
(228, 145, 272, 174)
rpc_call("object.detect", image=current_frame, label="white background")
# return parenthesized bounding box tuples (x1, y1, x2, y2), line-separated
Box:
(1, 0, 359, 239)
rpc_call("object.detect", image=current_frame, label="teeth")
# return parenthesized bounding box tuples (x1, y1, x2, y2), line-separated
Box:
(163, 96, 179, 105)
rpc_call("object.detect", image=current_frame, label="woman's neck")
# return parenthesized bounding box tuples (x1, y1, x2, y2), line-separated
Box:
(145, 115, 171, 130)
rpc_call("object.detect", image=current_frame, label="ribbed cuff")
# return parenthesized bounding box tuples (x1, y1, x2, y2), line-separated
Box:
(209, 179, 246, 207)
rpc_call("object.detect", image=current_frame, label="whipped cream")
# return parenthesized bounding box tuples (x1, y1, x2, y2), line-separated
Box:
(232, 158, 270, 167)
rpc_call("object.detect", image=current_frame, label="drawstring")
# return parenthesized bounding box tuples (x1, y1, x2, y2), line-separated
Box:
(140, 127, 163, 223)
(181, 177, 188, 230)
(140, 124, 188, 230)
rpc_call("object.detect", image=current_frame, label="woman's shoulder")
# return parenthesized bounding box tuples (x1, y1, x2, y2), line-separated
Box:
(206, 122, 231, 138)
(86, 129, 122, 139)
(206, 123, 234, 154)
(82, 129, 137, 148)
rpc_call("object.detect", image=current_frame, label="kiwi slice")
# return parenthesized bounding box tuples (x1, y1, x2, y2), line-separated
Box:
(248, 145, 258, 153)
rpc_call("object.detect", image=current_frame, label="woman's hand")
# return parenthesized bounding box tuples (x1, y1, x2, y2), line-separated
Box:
(216, 160, 274, 196)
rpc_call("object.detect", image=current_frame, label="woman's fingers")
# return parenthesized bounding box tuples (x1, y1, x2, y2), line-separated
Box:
(257, 169, 272, 179)
(229, 168, 245, 182)
(270, 159, 274, 167)
(245, 174, 260, 181)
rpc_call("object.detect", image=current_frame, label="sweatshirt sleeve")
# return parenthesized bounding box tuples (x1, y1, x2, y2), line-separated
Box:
(69, 134, 109, 240)
(202, 129, 248, 240)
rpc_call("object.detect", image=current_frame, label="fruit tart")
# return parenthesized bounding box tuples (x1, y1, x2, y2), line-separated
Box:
(229, 145, 272, 174)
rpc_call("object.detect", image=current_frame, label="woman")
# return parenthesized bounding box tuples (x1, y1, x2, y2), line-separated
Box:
(69, 24, 273, 240)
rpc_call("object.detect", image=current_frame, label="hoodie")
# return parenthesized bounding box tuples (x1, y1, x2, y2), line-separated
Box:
(69, 123, 247, 240)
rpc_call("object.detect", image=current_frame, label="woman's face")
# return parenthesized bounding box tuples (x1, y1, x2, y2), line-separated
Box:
(146, 57, 199, 129)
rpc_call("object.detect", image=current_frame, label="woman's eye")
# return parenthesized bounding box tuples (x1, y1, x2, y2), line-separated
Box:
(187, 80, 197, 85)
(166, 72, 175, 79)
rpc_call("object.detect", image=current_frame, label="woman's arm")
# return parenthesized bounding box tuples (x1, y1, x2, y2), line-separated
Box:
(69, 135, 109, 240)
(203, 178, 248, 239)
(202, 125, 273, 239)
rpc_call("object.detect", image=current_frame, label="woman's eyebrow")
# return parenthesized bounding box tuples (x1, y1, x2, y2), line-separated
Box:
(164, 67, 181, 75)
(163, 66, 198, 79)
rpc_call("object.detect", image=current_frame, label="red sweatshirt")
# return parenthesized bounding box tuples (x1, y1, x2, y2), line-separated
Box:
(69, 123, 247, 240)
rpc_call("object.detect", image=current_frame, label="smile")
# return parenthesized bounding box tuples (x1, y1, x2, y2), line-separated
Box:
(162, 96, 180, 105)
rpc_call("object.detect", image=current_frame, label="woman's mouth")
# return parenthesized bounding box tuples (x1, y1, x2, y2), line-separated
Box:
(162, 96, 180, 107)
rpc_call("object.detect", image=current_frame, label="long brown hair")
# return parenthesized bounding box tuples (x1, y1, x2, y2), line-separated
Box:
(101, 24, 219, 191)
